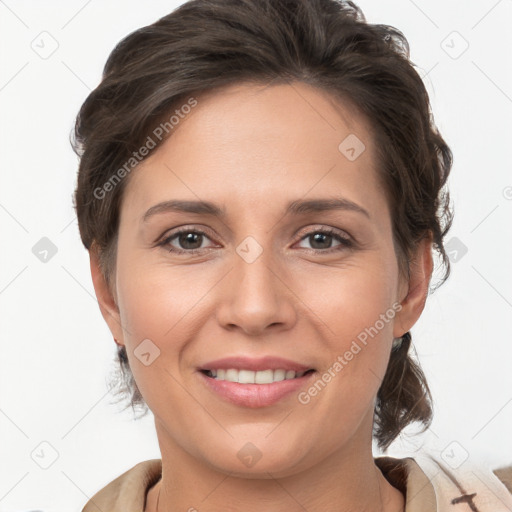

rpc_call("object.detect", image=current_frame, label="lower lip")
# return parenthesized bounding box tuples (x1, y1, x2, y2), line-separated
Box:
(198, 371, 316, 408)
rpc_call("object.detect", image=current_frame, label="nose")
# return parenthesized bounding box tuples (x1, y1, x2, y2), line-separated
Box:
(215, 243, 297, 336)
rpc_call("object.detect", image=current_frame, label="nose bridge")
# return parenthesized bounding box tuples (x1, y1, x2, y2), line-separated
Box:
(215, 231, 296, 334)
(236, 234, 276, 293)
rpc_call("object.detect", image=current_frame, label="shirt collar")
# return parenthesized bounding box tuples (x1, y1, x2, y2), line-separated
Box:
(82, 454, 512, 512)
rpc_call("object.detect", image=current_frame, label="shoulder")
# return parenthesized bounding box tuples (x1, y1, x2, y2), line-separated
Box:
(493, 464, 512, 493)
(82, 459, 162, 512)
(376, 453, 512, 512)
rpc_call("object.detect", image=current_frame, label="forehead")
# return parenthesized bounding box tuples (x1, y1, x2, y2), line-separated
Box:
(120, 81, 386, 223)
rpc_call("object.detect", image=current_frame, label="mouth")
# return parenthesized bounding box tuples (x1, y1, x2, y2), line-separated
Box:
(197, 367, 317, 408)
(200, 368, 316, 384)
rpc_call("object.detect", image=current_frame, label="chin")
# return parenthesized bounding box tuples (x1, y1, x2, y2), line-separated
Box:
(199, 438, 313, 479)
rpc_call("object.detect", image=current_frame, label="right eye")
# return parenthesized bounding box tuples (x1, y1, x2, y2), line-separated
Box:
(158, 228, 216, 254)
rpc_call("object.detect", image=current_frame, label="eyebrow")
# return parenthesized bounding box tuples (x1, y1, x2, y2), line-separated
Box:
(142, 197, 370, 223)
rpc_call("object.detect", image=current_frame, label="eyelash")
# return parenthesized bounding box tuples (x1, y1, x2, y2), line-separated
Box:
(157, 226, 355, 255)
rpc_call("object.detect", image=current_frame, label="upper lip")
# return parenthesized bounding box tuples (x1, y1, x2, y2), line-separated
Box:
(199, 356, 313, 372)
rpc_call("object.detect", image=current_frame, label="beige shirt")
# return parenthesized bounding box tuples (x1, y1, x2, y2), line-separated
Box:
(82, 454, 512, 511)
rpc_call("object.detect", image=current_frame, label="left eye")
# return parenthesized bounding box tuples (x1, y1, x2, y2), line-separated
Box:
(158, 227, 353, 254)
(296, 229, 353, 252)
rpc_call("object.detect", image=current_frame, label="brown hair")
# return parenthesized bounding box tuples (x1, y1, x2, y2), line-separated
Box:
(72, 0, 454, 451)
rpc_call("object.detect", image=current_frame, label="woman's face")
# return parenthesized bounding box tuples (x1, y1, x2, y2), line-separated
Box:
(93, 81, 430, 476)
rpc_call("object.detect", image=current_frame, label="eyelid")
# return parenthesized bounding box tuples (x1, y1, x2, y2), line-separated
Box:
(292, 226, 355, 254)
(157, 223, 356, 255)
(294, 224, 353, 243)
(157, 223, 352, 242)
(156, 224, 217, 245)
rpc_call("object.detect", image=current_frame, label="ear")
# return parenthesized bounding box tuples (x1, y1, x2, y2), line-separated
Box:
(393, 233, 434, 339)
(89, 245, 125, 347)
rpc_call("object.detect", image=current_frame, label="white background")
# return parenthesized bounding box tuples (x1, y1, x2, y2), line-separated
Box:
(1, 0, 511, 510)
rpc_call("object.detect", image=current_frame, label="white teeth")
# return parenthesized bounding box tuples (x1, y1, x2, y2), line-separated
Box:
(238, 369, 255, 384)
(255, 369, 273, 384)
(206, 368, 307, 384)
(226, 369, 238, 382)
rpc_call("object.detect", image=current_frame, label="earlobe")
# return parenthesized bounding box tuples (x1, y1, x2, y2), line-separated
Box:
(393, 234, 433, 338)
(89, 245, 125, 345)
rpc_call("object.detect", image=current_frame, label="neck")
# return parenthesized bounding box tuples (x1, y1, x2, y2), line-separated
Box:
(145, 421, 404, 512)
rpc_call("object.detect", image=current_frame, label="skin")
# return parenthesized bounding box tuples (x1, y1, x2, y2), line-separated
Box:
(90, 81, 432, 512)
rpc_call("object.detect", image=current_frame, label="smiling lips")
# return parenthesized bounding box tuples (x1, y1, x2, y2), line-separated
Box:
(204, 368, 312, 384)
(198, 355, 316, 407)
(200, 355, 314, 372)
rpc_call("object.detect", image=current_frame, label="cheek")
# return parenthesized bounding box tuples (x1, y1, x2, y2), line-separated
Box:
(115, 249, 209, 339)
(298, 249, 398, 340)
(297, 284, 396, 450)
(113, 251, 222, 400)
(300, 254, 398, 402)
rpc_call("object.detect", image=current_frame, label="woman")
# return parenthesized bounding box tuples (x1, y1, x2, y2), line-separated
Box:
(72, 0, 512, 510)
